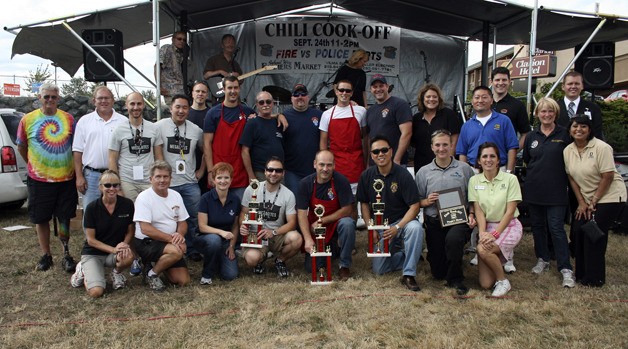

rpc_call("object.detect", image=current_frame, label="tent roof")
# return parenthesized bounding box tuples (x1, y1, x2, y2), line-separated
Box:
(9, 0, 628, 76)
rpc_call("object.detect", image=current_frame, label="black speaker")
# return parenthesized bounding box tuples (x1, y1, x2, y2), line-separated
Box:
(82, 29, 124, 82)
(574, 42, 614, 90)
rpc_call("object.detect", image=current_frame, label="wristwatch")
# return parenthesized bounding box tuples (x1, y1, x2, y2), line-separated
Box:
(272, 230, 277, 236)
(395, 224, 401, 231)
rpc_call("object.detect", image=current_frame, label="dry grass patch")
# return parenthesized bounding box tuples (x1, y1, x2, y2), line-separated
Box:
(1, 206, 627, 348)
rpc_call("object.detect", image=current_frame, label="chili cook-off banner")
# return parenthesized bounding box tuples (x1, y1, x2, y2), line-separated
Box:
(255, 19, 401, 75)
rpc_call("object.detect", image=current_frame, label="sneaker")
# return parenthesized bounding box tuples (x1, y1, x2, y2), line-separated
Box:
(531, 258, 550, 274)
(130, 258, 142, 276)
(469, 254, 478, 266)
(491, 279, 511, 297)
(561, 269, 576, 288)
(111, 270, 127, 290)
(62, 255, 77, 273)
(36, 254, 53, 271)
(253, 262, 265, 274)
(146, 274, 166, 292)
(275, 258, 290, 278)
(200, 277, 213, 285)
(504, 259, 516, 273)
(70, 261, 84, 288)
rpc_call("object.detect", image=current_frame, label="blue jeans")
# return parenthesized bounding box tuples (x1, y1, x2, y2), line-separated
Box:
(82, 168, 103, 209)
(284, 171, 304, 197)
(529, 204, 572, 271)
(304, 217, 356, 270)
(171, 182, 201, 256)
(194, 233, 238, 280)
(372, 219, 423, 277)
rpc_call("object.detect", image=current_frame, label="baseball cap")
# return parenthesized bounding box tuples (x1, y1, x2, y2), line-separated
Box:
(292, 84, 308, 95)
(370, 74, 388, 85)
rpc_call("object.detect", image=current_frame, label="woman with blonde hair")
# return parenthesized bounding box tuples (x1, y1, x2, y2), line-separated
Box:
(333, 49, 369, 107)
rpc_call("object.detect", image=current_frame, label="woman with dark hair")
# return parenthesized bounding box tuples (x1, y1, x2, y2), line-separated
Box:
(563, 115, 626, 287)
(70, 170, 135, 298)
(333, 49, 369, 107)
(411, 83, 462, 171)
(194, 162, 241, 285)
(468, 142, 522, 297)
(523, 97, 575, 287)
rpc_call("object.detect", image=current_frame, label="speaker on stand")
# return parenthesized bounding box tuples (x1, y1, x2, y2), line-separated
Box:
(82, 29, 124, 82)
(574, 42, 615, 91)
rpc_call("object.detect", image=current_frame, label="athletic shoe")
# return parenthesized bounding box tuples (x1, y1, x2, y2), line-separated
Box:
(491, 279, 511, 297)
(561, 269, 576, 288)
(70, 261, 84, 288)
(253, 263, 265, 274)
(275, 258, 290, 278)
(146, 274, 165, 292)
(531, 258, 550, 274)
(111, 270, 127, 290)
(200, 277, 213, 285)
(469, 254, 478, 266)
(130, 258, 142, 276)
(504, 260, 516, 273)
(36, 254, 53, 271)
(62, 255, 77, 273)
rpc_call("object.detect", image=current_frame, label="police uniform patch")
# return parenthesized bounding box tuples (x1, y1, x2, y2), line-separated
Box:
(531, 140, 538, 149)
(494, 124, 501, 131)
(311, 117, 319, 127)
(327, 187, 335, 200)
(381, 108, 390, 118)
(390, 182, 398, 193)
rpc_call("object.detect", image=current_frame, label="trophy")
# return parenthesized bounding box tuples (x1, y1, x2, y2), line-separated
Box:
(367, 179, 391, 257)
(436, 188, 468, 227)
(310, 204, 332, 285)
(241, 179, 264, 248)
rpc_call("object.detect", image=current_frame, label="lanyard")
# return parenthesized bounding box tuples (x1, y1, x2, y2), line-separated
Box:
(173, 119, 187, 160)
(262, 183, 281, 214)
(129, 121, 143, 156)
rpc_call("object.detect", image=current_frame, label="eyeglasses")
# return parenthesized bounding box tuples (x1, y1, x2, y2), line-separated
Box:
(371, 147, 390, 155)
(96, 97, 112, 101)
(337, 88, 352, 93)
(257, 99, 273, 106)
(102, 183, 121, 188)
(265, 167, 284, 173)
(43, 95, 58, 100)
(292, 91, 307, 97)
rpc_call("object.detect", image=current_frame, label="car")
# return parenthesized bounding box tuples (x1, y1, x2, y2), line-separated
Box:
(0, 108, 28, 210)
(604, 89, 628, 102)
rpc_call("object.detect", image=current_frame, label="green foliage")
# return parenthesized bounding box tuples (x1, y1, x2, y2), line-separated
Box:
(24, 64, 52, 95)
(141, 89, 157, 107)
(538, 82, 564, 101)
(60, 77, 97, 97)
(599, 100, 628, 152)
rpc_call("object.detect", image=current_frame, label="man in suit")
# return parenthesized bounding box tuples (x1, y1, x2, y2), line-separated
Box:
(556, 71, 604, 140)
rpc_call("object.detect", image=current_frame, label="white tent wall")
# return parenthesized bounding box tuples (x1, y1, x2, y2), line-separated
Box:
(188, 20, 466, 109)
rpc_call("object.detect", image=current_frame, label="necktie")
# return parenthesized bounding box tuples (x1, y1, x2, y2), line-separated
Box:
(568, 101, 575, 118)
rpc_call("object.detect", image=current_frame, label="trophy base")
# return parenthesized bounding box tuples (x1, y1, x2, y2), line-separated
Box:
(367, 225, 390, 230)
(241, 243, 264, 249)
(242, 220, 263, 226)
(310, 280, 333, 285)
(366, 252, 391, 258)
(310, 252, 332, 257)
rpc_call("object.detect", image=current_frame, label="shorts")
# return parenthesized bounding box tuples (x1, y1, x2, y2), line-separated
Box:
(81, 253, 117, 290)
(133, 238, 187, 269)
(27, 177, 78, 224)
(487, 218, 522, 263)
(243, 233, 287, 256)
(120, 181, 150, 202)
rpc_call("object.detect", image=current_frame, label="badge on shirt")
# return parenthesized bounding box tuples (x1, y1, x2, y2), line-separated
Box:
(172, 205, 181, 220)
(176, 160, 186, 174)
(381, 108, 390, 118)
(493, 124, 501, 131)
(390, 182, 398, 193)
(311, 117, 319, 127)
(530, 140, 538, 149)
(327, 187, 335, 200)
(474, 185, 486, 190)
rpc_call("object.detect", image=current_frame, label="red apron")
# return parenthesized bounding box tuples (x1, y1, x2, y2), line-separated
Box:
(327, 105, 364, 183)
(307, 178, 341, 244)
(213, 104, 248, 188)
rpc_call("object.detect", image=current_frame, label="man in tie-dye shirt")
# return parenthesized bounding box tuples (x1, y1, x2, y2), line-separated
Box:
(17, 83, 79, 273)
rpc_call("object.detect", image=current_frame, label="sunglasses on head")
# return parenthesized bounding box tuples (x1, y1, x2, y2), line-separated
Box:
(257, 99, 273, 106)
(102, 183, 120, 188)
(43, 95, 58, 100)
(371, 147, 390, 155)
(265, 167, 284, 173)
(337, 88, 352, 93)
(292, 91, 307, 97)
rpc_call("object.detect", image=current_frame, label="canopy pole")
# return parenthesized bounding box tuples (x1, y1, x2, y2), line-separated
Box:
(60, 21, 155, 110)
(153, 0, 162, 120)
(481, 22, 490, 86)
(492, 26, 497, 72)
(545, 18, 607, 97)
(526, 0, 538, 115)
(124, 58, 156, 88)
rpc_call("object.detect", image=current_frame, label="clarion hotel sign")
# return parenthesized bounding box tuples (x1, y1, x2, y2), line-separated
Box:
(497, 55, 557, 79)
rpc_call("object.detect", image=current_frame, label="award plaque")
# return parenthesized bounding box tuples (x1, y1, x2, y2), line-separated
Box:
(435, 188, 468, 227)
(367, 179, 391, 257)
(310, 204, 332, 285)
(241, 179, 264, 248)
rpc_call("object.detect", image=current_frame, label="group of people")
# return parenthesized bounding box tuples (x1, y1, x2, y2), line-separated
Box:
(15, 40, 625, 298)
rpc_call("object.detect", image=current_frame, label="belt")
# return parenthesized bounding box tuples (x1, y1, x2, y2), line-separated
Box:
(84, 165, 107, 173)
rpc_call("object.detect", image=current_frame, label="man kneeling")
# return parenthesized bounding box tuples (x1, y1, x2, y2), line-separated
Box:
(133, 161, 191, 291)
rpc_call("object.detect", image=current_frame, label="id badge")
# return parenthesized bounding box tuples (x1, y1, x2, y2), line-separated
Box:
(132, 165, 144, 180)
(175, 160, 186, 174)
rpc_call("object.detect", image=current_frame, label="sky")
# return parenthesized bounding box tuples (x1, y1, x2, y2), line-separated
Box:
(1, 0, 627, 97)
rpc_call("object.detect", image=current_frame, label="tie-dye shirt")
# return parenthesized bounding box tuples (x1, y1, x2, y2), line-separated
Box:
(17, 108, 75, 182)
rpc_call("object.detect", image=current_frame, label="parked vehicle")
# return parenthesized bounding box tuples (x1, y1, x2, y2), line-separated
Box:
(0, 108, 27, 210)
(604, 89, 628, 102)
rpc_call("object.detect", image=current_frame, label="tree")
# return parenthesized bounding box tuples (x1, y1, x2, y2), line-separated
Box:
(141, 89, 157, 107)
(61, 77, 97, 97)
(24, 64, 52, 95)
